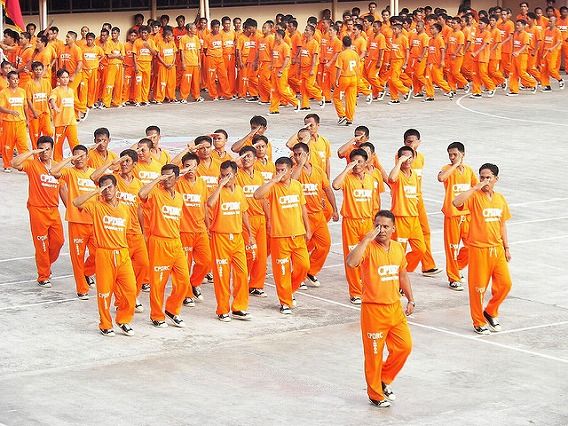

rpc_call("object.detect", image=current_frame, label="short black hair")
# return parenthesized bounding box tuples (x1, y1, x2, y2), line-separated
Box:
(397, 145, 415, 158)
(181, 152, 200, 165)
(250, 115, 267, 128)
(374, 209, 395, 223)
(355, 125, 369, 137)
(342, 36, 352, 47)
(252, 134, 268, 145)
(120, 149, 138, 163)
(72, 144, 88, 154)
(99, 174, 117, 187)
(37, 136, 54, 148)
(404, 128, 421, 140)
(479, 163, 499, 176)
(360, 142, 375, 153)
(239, 146, 256, 156)
(349, 148, 368, 161)
(161, 163, 180, 177)
(447, 142, 465, 153)
(195, 135, 213, 146)
(304, 113, 320, 123)
(220, 160, 238, 174)
(292, 142, 309, 153)
(275, 157, 293, 168)
(137, 138, 153, 149)
(94, 127, 110, 138)
(214, 129, 228, 139)
(146, 125, 160, 135)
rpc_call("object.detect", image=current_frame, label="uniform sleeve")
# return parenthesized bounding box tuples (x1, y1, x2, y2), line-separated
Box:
(58, 166, 71, 183)
(48, 88, 58, 102)
(297, 181, 306, 206)
(321, 170, 331, 190)
(501, 196, 512, 222)
(20, 158, 33, 173)
(241, 188, 249, 212)
(399, 243, 408, 270)
(82, 198, 96, 217)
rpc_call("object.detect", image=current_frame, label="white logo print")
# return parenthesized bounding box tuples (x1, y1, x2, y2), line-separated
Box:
(377, 264, 399, 282)
(367, 331, 384, 355)
(403, 185, 417, 199)
(183, 193, 201, 207)
(352, 189, 372, 202)
(221, 202, 241, 215)
(103, 215, 126, 231)
(482, 208, 502, 223)
(161, 205, 181, 220)
(302, 183, 318, 197)
(276, 257, 289, 276)
(278, 195, 299, 209)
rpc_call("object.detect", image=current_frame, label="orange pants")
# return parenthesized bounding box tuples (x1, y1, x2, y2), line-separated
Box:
(393, 216, 426, 273)
(206, 56, 232, 99)
(322, 197, 333, 222)
(180, 231, 211, 291)
(288, 63, 301, 94)
(300, 70, 323, 108)
(68, 222, 96, 295)
(461, 52, 474, 81)
(127, 232, 150, 294)
(95, 247, 136, 331)
(417, 196, 436, 272)
(447, 56, 468, 91)
(245, 62, 259, 96)
(443, 215, 470, 283)
(136, 63, 152, 103)
(102, 63, 124, 107)
(410, 58, 427, 95)
(425, 64, 452, 97)
(468, 246, 512, 327)
(540, 53, 562, 87)
(320, 63, 337, 100)
(54, 125, 79, 162)
(364, 61, 383, 97)
(562, 43, 568, 73)
(223, 54, 237, 96)
(307, 210, 331, 276)
(257, 62, 272, 103)
(500, 52, 512, 78)
(96, 66, 108, 102)
(333, 76, 357, 121)
(378, 62, 392, 90)
(28, 206, 64, 282)
(122, 66, 137, 103)
(269, 69, 299, 113)
(155, 64, 176, 102)
(488, 59, 505, 86)
(388, 60, 411, 101)
(472, 61, 496, 94)
(78, 68, 98, 110)
(527, 53, 542, 84)
(2, 120, 29, 167)
(148, 235, 190, 321)
(179, 66, 201, 100)
(28, 113, 53, 149)
(342, 218, 373, 298)
(509, 54, 536, 93)
(69, 73, 83, 117)
(211, 232, 249, 315)
(361, 302, 412, 401)
(270, 235, 309, 308)
(237, 62, 247, 97)
(242, 215, 268, 290)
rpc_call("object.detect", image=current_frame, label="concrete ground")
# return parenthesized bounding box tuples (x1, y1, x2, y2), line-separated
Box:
(1, 86, 567, 425)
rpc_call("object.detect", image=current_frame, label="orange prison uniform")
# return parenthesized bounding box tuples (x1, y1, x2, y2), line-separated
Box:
(440, 164, 478, 283)
(309, 134, 333, 221)
(353, 36, 372, 96)
(211, 150, 232, 161)
(244, 32, 260, 97)
(178, 34, 201, 100)
(143, 187, 190, 322)
(152, 149, 171, 166)
(87, 149, 118, 170)
(0, 87, 29, 167)
(558, 17, 568, 73)
(204, 33, 231, 99)
(221, 30, 237, 96)
(173, 26, 189, 86)
(79, 44, 104, 110)
(388, 34, 411, 101)
(21, 159, 64, 282)
(378, 26, 394, 90)
(488, 27, 504, 86)
(270, 41, 299, 113)
(320, 35, 342, 100)
(509, 31, 537, 93)
(133, 38, 156, 103)
(333, 48, 360, 122)
(360, 240, 412, 402)
(197, 28, 211, 87)
(472, 29, 496, 94)
(338, 173, 376, 298)
(365, 32, 387, 96)
(25, 79, 54, 147)
(102, 39, 126, 107)
(237, 169, 268, 290)
(254, 157, 276, 183)
(236, 33, 251, 97)
(83, 200, 136, 331)
(122, 41, 137, 103)
(287, 31, 303, 93)
(527, 25, 543, 84)
(409, 32, 429, 94)
(265, 180, 310, 308)
(257, 34, 275, 103)
(447, 30, 468, 91)
(297, 165, 332, 276)
(95, 40, 110, 102)
(460, 25, 475, 81)
(176, 176, 211, 291)
(49, 86, 79, 161)
(300, 38, 323, 108)
(460, 190, 512, 328)
(210, 185, 250, 315)
(33, 47, 57, 83)
(498, 20, 515, 77)
(59, 167, 97, 294)
(155, 40, 177, 102)
(57, 44, 83, 115)
(425, 35, 452, 97)
(16, 45, 35, 88)
(369, 167, 385, 216)
(133, 158, 162, 237)
(389, 170, 426, 272)
(196, 157, 222, 193)
(541, 27, 563, 87)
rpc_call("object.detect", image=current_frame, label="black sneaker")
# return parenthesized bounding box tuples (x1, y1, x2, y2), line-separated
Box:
(388, 100, 400, 105)
(350, 297, 362, 305)
(268, 111, 280, 115)
(300, 107, 311, 111)
(218, 313, 231, 322)
(422, 268, 442, 277)
(38, 280, 52, 288)
(448, 281, 464, 291)
(369, 398, 391, 408)
(141, 283, 150, 292)
(337, 117, 347, 126)
(206, 273, 214, 283)
(559, 79, 565, 89)
(183, 297, 196, 307)
(165, 311, 186, 328)
(306, 274, 320, 287)
(77, 293, 89, 300)
(382, 382, 396, 401)
(118, 323, 135, 336)
(152, 320, 168, 328)
(231, 310, 252, 320)
(469, 93, 482, 99)
(135, 301, 144, 313)
(299, 282, 308, 290)
(423, 97, 434, 102)
(100, 328, 116, 337)
(192, 286, 204, 301)
(85, 275, 95, 288)
(280, 305, 292, 315)
(246, 96, 259, 103)
(473, 325, 490, 335)
(249, 288, 267, 297)
(483, 311, 502, 332)
(541, 86, 552, 92)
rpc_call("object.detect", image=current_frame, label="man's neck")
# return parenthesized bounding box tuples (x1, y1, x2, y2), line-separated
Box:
(119, 171, 133, 181)
(376, 238, 391, 250)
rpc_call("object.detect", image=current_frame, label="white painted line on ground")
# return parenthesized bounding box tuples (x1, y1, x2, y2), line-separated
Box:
(0, 298, 77, 311)
(429, 215, 568, 235)
(421, 197, 443, 204)
(456, 94, 568, 127)
(509, 197, 568, 207)
(0, 274, 74, 287)
(0, 252, 70, 263)
(509, 235, 568, 245)
(484, 320, 568, 336)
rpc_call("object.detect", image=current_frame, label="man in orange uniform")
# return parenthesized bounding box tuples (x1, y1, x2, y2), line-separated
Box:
(101, 27, 125, 108)
(254, 157, 312, 314)
(178, 23, 203, 103)
(191, 135, 221, 193)
(139, 164, 189, 328)
(32, 36, 57, 84)
(488, 15, 505, 88)
(365, 20, 386, 99)
(86, 128, 118, 170)
(408, 21, 429, 98)
(57, 31, 83, 118)
(155, 26, 177, 103)
(269, 29, 300, 114)
(453, 163, 512, 335)
(541, 17, 565, 91)
(12, 137, 64, 287)
(252, 135, 276, 183)
(73, 175, 137, 337)
(437, 142, 478, 291)
(257, 21, 275, 104)
(26, 62, 54, 147)
(387, 23, 412, 104)
(447, 17, 469, 93)
(243, 19, 260, 102)
(526, 13, 544, 85)
(507, 20, 538, 95)
(79, 33, 104, 114)
(208, 160, 253, 321)
(133, 26, 157, 105)
(333, 36, 360, 126)
(0, 71, 29, 172)
(122, 29, 139, 105)
(286, 20, 303, 94)
(346, 210, 415, 409)
(236, 146, 269, 297)
(175, 152, 211, 306)
(51, 145, 97, 298)
(299, 25, 323, 109)
(352, 24, 373, 102)
(173, 16, 188, 87)
(424, 24, 454, 101)
(49, 69, 80, 162)
(204, 20, 231, 100)
(320, 23, 342, 102)
(95, 29, 110, 105)
(221, 17, 237, 97)
(470, 18, 497, 98)
(332, 149, 376, 305)
(16, 32, 34, 89)
(558, 7, 568, 75)
(498, 9, 515, 78)
(388, 145, 426, 273)
(291, 142, 339, 287)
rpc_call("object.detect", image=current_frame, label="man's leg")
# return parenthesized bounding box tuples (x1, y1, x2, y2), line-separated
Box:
(113, 251, 137, 326)
(270, 236, 294, 308)
(290, 235, 310, 293)
(361, 303, 389, 402)
(484, 247, 513, 319)
(230, 233, 249, 313)
(164, 239, 190, 317)
(148, 236, 174, 322)
(68, 222, 91, 295)
(417, 196, 436, 272)
(307, 211, 331, 277)
(467, 247, 493, 327)
(94, 249, 116, 331)
(381, 305, 413, 385)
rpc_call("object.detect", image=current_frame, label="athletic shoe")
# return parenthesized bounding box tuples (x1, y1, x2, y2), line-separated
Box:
(403, 88, 413, 102)
(179, 99, 188, 104)
(541, 86, 552, 92)
(292, 296, 297, 308)
(483, 311, 502, 332)
(152, 320, 168, 328)
(369, 398, 391, 408)
(460, 275, 466, 283)
(293, 103, 301, 112)
(85, 275, 95, 288)
(337, 117, 348, 126)
(195, 97, 205, 103)
(388, 100, 400, 105)
(473, 325, 490, 335)
(319, 97, 325, 109)
(258, 100, 270, 105)
(100, 328, 116, 337)
(502, 80, 509, 91)
(306, 274, 320, 287)
(246, 96, 259, 103)
(206, 273, 214, 283)
(141, 283, 150, 292)
(350, 297, 362, 305)
(218, 313, 231, 322)
(299, 282, 308, 290)
(118, 323, 134, 336)
(232, 310, 252, 321)
(469, 93, 482, 99)
(250, 288, 267, 297)
(38, 280, 52, 288)
(422, 268, 442, 277)
(448, 281, 464, 291)
(486, 89, 496, 97)
(530, 86, 537, 94)
(192, 286, 204, 301)
(365, 94, 373, 104)
(423, 97, 434, 102)
(382, 383, 396, 401)
(280, 305, 292, 315)
(77, 293, 89, 300)
(135, 301, 144, 313)
(377, 91, 386, 101)
(559, 79, 565, 89)
(268, 111, 280, 114)
(444, 91, 454, 99)
(463, 83, 471, 94)
(506, 92, 519, 96)
(346, 121, 353, 126)
(133, 102, 141, 107)
(165, 311, 186, 328)
(413, 92, 424, 98)
(3, 168, 12, 173)
(300, 107, 311, 111)
(183, 297, 196, 307)
(80, 109, 89, 121)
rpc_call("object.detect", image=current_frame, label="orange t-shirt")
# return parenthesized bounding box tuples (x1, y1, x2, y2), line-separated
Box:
(59, 166, 97, 223)
(272, 41, 291, 69)
(221, 30, 236, 56)
(173, 27, 188, 48)
(236, 169, 265, 217)
(211, 150, 232, 161)
(338, 173, 375, 219)
(369, 167, 385, 213)
(557, 18, 568, 41)
(324, 36, 342, 63)
(245, 33, 259, 64)
(143, 186, 183, 239)
(253, 158, 276, 183)
(115, 174, 144, 235)
(353, 36, 367, 57)
(543, 28, 562, 51)
(296, 165, 330, 214)
(513, 31, 531, 55)
(390, 34, 409, 60)
(209, 185, 249, 234)
(205, 33, 223, 58)
(473, 29, 491, 63)
(410, 32, 429, 59)
(289, 31, 303, 58)
(498, 20, 515, 53)
(447, 30, 465, 57)
(336, 48, 360, 77)
(461, 190, 511, 248)
(265, 180, 306, 237)
(87, 149, 118, 171)
(368, 33, 387, 62)
(389, 170, 419, 217)
(33, 47, 56, 78)
(83, 200, 130, 249)
(176, 176, 208, 233)
(299, 38, 319, 69)
(157, 40, 177, 65)
(196, 157, 221, 192)
(133, 158, 162, 184)
(179, 34, 201, 67)
(427, 34, 446, 65)
(26, 79, 51, 115)
(258, 34, 275, 63)
(105, 40, 125, 65)
(361, 240, 407, 305)
(0, 87, 26, 122)
(16, 45, 35, 83)
(309, 135, 331, 172)
(440, 164, 478, 217)
(152, 149, 171, 166)
(133, 38, 156, 64)
(21, 159, 60, 208)
(81, 45, 105, 70)
(527, 25, 544, 53)
(490, 27, 502, 61)
(49, 86, 77, 127)
(123, 41, 136, 68)
(57, 44, 82, 74)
